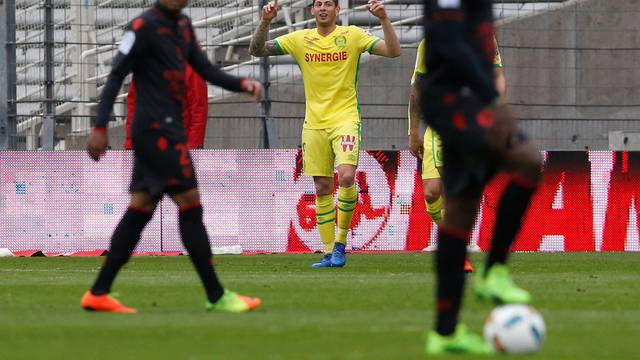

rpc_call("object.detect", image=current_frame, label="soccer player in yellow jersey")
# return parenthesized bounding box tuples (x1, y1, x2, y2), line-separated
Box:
(250, 0, 400, 267)
(408, 37, 506, 272)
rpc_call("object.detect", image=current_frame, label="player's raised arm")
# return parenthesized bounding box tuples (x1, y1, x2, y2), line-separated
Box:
(367, 0, 401, 58)
(249, 0, 284, 57)
(185, 21, 263, 101)
(426, 0, 497, 104)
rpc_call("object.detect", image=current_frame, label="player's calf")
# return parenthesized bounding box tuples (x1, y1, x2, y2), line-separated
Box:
(178, 201, 225, 303)
(89, 206, 153, 296)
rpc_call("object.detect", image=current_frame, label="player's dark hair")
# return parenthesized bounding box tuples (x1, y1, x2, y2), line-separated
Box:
(312, 0, 339, 7)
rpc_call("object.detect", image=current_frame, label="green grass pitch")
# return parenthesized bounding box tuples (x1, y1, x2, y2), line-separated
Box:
(0, 253, 638, 359)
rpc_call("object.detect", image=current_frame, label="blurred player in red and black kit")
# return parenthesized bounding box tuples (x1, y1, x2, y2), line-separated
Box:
(82, 0, 263, 314)
(420, 0, 542, 354)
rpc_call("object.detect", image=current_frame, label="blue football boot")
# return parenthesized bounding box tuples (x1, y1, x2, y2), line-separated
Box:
(330, 242, 346, 267)
(311, 253, 333, 268)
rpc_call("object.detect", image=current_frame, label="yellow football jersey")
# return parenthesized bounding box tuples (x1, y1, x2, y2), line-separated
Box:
(411, 39, 428, 84)
(410, 37, 503, 84)
(274, 25, 380, 129)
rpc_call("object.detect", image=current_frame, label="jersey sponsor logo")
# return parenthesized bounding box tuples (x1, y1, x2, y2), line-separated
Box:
(118, 31, 136, 55)
(334, 35, 347, 48)
(163, 70, 186, 102)
(304, 51, 348, 63)
(341, 135, 356, 152)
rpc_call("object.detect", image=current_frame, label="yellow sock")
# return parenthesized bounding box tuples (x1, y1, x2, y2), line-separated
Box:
(336, 184, 358, 244)
(426, 196, 443, 225)
(316, 194, 335, 253)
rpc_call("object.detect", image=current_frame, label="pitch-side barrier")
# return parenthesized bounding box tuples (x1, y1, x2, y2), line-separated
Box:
(1, 150, 638, 255)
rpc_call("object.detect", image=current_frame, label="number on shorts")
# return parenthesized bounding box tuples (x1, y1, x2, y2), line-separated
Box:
(174, 143, 190, 166)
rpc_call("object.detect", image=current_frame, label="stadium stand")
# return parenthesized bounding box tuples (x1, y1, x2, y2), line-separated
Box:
(13, 0, 572, 149)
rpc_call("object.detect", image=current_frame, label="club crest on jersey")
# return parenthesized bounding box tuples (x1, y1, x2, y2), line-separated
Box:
(334, 35, 347, 48)
(341, 135, 356, 152)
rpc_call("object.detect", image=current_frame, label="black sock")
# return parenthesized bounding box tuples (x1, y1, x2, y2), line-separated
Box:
(91, 207, 153, 295)
(486, 177, 537, 271)
(435, 226, 469, 336)
(179, 203, 224, 303)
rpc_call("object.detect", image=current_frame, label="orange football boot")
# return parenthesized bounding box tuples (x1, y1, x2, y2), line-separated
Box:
(80, 291, 137, 314)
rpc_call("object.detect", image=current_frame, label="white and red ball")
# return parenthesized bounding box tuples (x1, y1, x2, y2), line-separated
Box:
(484, 304, 546, 354)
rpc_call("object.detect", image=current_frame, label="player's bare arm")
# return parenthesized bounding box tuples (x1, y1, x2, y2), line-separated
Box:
(408, 81, 424, 159)
(249, 0, 284, 57)
(495, 67, 507, 98)
(367, 0, 401, 58)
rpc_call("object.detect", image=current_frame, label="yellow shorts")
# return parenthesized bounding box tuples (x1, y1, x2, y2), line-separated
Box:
(301, 122, 361, 177)
(422, 126, 443, 180)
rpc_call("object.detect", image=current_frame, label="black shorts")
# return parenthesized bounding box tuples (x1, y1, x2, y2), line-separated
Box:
(129, 130, 198, 198)
(421, 86, 500, 197)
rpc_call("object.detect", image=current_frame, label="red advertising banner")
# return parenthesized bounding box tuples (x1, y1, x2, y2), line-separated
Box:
(0, 150, 638, 254)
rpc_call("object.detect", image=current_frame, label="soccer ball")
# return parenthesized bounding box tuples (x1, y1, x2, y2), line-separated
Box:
(484, 305, 546, 354)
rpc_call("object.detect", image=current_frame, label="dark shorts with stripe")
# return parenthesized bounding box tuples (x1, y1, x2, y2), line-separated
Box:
(421, 86, 501, 197)
(129, 130, 198, 198)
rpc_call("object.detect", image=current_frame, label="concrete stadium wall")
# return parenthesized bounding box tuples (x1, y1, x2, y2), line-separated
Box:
(498, 0, 640, 150)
